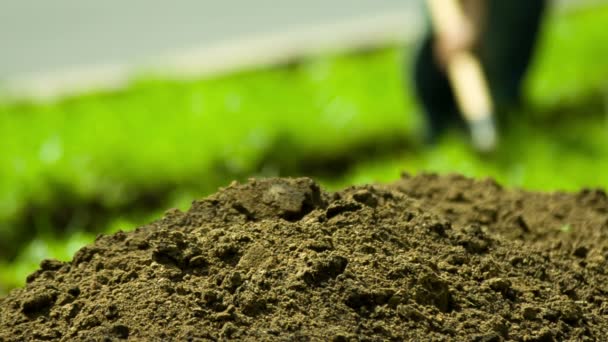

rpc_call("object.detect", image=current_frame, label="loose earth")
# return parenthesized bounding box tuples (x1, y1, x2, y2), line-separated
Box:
(1, 174, 607, 341)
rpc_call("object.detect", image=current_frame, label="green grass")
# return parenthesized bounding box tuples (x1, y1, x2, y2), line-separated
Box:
(0, 47, 417, 259)
(527, 5, 608, 109)
(0, 48, 417, 240)
(1, 4, 608, 294)
(332, 115, 608, 192)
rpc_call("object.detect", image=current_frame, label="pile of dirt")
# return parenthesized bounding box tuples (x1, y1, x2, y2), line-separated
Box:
(1, 174, 607, 340)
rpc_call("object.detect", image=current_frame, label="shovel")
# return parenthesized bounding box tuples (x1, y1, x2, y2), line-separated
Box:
(428, 0, 497, 152)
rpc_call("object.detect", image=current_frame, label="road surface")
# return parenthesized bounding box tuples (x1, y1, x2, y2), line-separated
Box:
(0, 0, 596, 99)
(1, 1, 419, 80)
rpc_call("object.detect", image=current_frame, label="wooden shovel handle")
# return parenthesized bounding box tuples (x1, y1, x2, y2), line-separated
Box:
(426, 0, 496, 151)
(446, 51, 493, 122)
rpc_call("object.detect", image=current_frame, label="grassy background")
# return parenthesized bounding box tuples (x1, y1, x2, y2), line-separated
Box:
(1, 5, 607, 294)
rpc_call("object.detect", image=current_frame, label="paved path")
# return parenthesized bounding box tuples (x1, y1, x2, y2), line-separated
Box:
(0, 0, 596, 99)
(1, 1, 419, 80)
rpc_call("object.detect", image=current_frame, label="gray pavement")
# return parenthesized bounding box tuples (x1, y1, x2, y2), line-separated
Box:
(1, 0, 420, 82)
(0, 0, 598, 99)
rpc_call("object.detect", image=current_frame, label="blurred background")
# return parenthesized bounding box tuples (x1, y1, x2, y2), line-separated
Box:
(1, 0, 607, 295)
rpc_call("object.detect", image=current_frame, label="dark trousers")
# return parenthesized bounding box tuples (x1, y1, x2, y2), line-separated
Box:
(412, 0, 548, 139)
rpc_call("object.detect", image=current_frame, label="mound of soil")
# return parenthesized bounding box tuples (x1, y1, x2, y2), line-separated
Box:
(1, 174, 608, 341)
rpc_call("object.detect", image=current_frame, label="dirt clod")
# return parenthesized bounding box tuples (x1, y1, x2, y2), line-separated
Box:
(1, 174, 608, 340)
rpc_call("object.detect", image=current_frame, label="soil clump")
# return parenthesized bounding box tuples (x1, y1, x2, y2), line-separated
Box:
(1, 174, 607, 341)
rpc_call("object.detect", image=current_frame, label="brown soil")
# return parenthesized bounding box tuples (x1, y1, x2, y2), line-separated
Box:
(1, 174, 607, 341)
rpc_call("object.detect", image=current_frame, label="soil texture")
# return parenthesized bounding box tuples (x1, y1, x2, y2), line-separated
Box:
(1, 174, 607, 341)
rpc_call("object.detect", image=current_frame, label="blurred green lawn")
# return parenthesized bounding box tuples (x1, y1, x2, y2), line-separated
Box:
(1, 5, 608, 294)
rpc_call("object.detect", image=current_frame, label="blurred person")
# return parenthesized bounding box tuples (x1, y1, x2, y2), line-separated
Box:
(412, 0, 548, 145)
